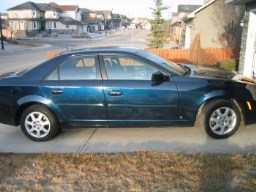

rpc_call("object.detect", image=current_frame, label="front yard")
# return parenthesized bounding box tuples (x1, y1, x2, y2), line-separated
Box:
(0, 152, 255, 191)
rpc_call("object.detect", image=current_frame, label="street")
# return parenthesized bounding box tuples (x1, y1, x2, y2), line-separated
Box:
(0, 29, 256, 153)
(0, 29, 148, 74)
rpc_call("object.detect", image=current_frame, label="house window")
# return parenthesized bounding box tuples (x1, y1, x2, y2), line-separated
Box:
(53, 12, 56, 16)
(33, 22, 37, 29)
(33, 11, 36, 16)
(48, 22, 51, 29)
(66, 25, 69, 28)
(54, 22, 56, 29)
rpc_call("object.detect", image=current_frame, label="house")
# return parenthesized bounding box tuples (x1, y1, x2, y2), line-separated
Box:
(48, 2, 84, 34)
(140, 18, 151, 30)
(7, 1, 86, 37)
(170, 5, 201, 45)
(183, 0, 244, 49)
(226, 0, 256, 78)
(112, 13, 122, 29)
(56, 17, 83, 34)
(8, 2, 47, 36)
(48, 2, 82, 21)
(81, 8, 96, 20)
(80, 9, 104, 32)
(0, 13, 8, 28)
(80, 9, 114, 31)
(0, 13, 8, 20)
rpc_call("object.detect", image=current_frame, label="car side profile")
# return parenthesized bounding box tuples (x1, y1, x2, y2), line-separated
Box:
(0, 47, 255, 141)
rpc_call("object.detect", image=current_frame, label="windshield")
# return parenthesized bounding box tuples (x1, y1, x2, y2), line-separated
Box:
(136, 50, 186, 76)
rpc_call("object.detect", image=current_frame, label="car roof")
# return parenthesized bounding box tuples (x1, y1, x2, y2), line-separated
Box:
(58, 47, 142, 56)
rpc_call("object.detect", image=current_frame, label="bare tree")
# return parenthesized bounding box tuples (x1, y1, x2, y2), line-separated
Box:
(212, 0, 245, 52)
(188, 33, 204, 65)
(8, 22, 18, 40)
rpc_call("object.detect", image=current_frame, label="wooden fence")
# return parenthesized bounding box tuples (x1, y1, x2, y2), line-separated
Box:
(47, 48, 236, 66)
(146, 48, 236, 66)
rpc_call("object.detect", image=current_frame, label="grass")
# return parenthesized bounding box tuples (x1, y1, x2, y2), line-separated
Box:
(0, 152, 256, 191)
(217, 59, 237, 71)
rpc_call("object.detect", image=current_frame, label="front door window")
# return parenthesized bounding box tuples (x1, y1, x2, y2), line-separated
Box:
(102, 54, 158, 80)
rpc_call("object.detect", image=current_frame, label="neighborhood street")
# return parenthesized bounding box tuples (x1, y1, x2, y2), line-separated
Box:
(0, 29, 149, 74)
(0, 29, 256, 153)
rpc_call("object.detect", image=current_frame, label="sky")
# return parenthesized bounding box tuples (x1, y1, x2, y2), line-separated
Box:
(1, 0, 204, 19)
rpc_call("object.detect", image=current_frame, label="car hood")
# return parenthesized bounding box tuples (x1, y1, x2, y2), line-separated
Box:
(181, 63, 236, 80)
(180, 63, 256, 84)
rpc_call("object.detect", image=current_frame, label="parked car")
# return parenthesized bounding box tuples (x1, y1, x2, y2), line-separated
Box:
(0, 47, 255, 141)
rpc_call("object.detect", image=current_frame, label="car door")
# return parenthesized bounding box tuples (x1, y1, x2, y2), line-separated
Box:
(100, 53, 178, 126)
(40, 54, 107, 127)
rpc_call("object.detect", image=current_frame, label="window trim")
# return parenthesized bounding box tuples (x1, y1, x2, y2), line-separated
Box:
(33, 21, 37, 29)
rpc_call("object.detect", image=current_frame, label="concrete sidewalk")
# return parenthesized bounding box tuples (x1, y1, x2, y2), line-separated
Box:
(0, 123, 255, 153)
(0, 42, 31, 53)
(0, 42, 51, 54)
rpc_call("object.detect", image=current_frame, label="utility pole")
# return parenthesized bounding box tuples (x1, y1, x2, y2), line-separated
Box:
(0, 13, 4, 50)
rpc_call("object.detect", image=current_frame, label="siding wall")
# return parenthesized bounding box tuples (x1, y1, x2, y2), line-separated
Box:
(192, 2, 221, 48)
(8, 10, 40, 19)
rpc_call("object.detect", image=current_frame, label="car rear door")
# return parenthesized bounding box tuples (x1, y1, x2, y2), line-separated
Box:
(40, 54, 107, 127)
(100, 53, 179, 126)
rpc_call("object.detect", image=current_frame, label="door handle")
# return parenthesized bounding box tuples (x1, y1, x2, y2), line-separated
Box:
(51, 89, 63, 95)
(108, 90, 123, 96)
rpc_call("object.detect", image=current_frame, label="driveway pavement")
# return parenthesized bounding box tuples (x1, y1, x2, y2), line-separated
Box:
(0, 123, 255, 153)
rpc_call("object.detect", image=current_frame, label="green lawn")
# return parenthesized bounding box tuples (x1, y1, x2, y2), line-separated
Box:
(217, 59, 237, 71)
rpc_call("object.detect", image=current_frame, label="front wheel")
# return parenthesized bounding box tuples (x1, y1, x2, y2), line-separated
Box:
(20, 105, 60, 141)
(201, 99, 241, 139)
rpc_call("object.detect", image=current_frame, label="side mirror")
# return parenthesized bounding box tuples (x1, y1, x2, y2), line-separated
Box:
(151, 71, 169, 82)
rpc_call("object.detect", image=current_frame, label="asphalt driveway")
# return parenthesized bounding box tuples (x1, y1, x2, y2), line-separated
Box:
(0, 122, 255, 153)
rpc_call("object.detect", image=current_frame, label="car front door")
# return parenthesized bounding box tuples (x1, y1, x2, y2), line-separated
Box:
(100, 53, 178, 126)
(40, 54, 107, 127)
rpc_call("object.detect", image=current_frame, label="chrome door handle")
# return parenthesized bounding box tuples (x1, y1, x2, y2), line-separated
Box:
(108, 90, 123, 96)
(51, 89, 63, 95)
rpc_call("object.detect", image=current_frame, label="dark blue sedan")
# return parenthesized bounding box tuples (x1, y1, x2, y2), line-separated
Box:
(0, 47, 255, 141)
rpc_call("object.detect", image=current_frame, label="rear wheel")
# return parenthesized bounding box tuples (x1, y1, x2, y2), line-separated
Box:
(201, 99, 241, 139)
(20, 105, 60, 141)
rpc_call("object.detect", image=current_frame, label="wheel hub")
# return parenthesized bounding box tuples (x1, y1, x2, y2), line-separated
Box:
(209, 107, 237, 135)
(25, 112, 51, 138)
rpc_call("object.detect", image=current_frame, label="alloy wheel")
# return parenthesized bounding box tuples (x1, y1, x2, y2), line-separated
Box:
(209, 107, 237, 136)
(24, 112, 51, 138)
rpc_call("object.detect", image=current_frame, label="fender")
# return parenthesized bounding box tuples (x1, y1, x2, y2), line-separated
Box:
(199, 89, 227, 104)
(179, 89, 227, 122)
(17, 95, 64, 122)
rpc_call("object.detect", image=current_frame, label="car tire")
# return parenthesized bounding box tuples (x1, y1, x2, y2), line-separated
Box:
(20, 105, 60, 141)
(201, 99, 241, 139)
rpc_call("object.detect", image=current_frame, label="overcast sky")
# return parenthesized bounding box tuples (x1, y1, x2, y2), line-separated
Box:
(1, 0, 204, 18)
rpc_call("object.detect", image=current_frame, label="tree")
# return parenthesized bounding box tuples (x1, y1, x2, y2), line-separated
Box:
(8, 22, 18, 40)
(148, 0, 168, 48)
(188, 33, 204, 65)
